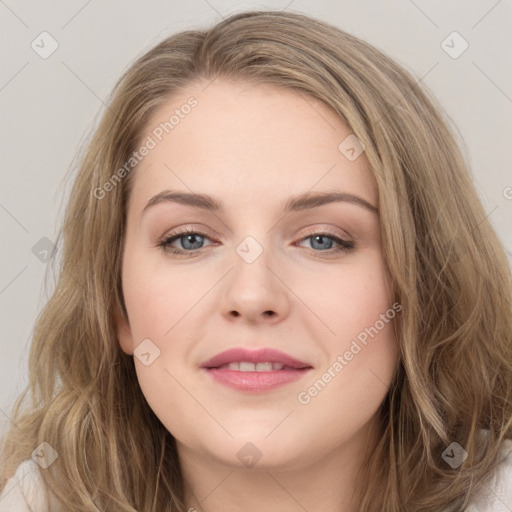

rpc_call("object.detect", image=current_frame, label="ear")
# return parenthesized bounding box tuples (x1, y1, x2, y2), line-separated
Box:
(115, 309, 134, 355)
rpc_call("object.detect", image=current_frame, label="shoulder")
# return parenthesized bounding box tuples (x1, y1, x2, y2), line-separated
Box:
(0, 460, 49, 512)
(466, 437, 512, 511)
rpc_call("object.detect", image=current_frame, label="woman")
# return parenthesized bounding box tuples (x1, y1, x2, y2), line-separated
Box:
(1, 10, 511, 512)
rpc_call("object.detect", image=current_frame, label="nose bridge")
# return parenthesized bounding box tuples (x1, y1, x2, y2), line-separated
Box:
(226, 204, 277, 265)
(232, 230, 278, 291)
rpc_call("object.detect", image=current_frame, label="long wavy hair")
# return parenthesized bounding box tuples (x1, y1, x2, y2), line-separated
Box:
(1, 10, 511, 512)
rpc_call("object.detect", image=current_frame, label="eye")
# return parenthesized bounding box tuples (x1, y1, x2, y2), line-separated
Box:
(296, 231, 355, 254)
(158, 228, 355, 257)
(158, 228, 213, 256)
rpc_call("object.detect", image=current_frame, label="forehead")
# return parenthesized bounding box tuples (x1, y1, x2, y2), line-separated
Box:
(128, 79, 377, 215)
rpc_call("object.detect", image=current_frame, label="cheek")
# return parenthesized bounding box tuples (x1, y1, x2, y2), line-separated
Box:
(295, 251, 393, 345)
(295, 305, 399, 443)
(121, 249, 201, 339)
(121, 249, 208, 400)
(293, 250, 399, 402)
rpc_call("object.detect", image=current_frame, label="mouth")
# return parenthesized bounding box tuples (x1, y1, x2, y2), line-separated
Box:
(200, 347, 313, 392)
(213, 361, 304, 371)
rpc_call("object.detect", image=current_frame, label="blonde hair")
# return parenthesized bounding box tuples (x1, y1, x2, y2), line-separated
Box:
(1, 10, 511, 511)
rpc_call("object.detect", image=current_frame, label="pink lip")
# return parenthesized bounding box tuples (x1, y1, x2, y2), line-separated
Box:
(200, 347, 313, 393)
(200, 347, 311, 369)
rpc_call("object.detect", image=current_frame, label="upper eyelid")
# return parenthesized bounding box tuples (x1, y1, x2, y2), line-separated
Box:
(163, 227, 352, 244)
(161, 230, 354, 260)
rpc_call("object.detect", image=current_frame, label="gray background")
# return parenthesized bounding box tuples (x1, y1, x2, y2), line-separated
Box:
(1, 0, 511, 435)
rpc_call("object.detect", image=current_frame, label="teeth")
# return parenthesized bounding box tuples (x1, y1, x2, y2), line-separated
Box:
(256, 362, 274, 371)
(239, 362, 255, 372)
(217, 362, 286, 371)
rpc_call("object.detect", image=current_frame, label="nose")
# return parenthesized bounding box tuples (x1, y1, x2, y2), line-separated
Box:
(221, 243, 291, 324)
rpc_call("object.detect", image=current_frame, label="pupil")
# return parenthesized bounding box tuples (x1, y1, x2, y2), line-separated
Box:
(185, 234, 201, 249)
(313, 235, 332, 250)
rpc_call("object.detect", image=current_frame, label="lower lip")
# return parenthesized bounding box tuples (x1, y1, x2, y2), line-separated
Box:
(203, 368, 312, 392)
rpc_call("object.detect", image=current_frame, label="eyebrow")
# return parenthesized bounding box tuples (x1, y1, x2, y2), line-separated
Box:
(142, 189, 378, 216)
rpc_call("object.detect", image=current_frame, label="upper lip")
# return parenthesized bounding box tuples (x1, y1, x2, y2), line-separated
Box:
(201, 347, 312, 369)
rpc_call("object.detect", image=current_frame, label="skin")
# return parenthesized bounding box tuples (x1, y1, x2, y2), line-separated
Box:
(116, 78, 400, 512)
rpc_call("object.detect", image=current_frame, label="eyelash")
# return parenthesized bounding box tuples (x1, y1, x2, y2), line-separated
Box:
(157, 227, 355, 257)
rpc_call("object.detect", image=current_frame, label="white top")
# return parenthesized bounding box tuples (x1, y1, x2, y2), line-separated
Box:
(0, 439, 511, 511)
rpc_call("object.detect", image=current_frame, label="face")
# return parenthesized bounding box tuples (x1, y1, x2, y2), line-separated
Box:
(116, 78, 399, 473)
